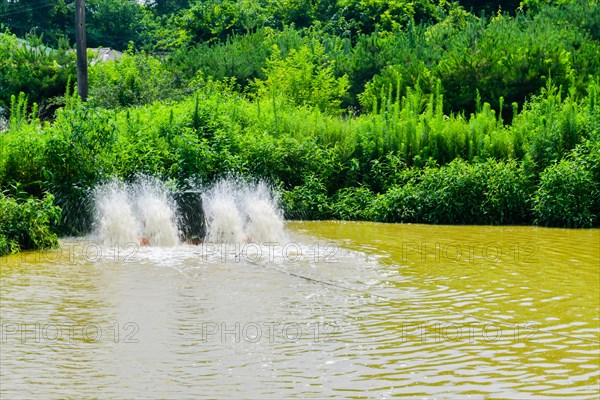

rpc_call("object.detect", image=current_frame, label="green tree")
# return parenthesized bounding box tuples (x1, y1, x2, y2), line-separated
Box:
(0, 0, 71, 46)
(458, 0, 522, 14)
(335, 0, 447, 35)
(254, 43, 350, 114)
(146, 0, 192, 16)
(0, 31, 75, 115)
(86, 0, 145, 50)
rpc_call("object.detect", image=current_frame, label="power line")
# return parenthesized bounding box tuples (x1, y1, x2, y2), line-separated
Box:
(0, 1, 75, 18)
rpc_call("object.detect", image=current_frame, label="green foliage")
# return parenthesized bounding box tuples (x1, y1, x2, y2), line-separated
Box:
(335, 0, 448, 35)
(166, 28, 274, 86)
(350, 23, 437, 110)
(2, 0, 599, 232)
(434, 11, 574, 117)
(44, 93, 117, 233)
(281, 158, 535, 226)
(4, 71, 599, 230)
(458, 0, 522, 14)
(0, 191, 61, 256)
(521, 0, 575, 13)
(0, 31, 75, 115)
(0, 0, 71, 46)
(86, 0, 146, 50)
(371, 159, 533, 225)
(253, 43, 349, 114)
(3, 0, 598, 119)
(533, 157, 597, 227)
(281, 175, 332, 220)
(340, 0, 597, 114)
(89, 51, 181, 108)
(1, 94, 46, 196)
(517, 79, 598, 172)
(183, 0, 265, 43)
(331, 186, 376, 220)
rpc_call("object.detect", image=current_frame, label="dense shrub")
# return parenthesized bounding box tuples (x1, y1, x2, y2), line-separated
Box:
(3, 74, 599, 231)
(533, 141, 599, 227)
(281, 174, 332, 220)
(167, 29, 272, 87)
(332, 1, 598, 114)
(332, 0, 449, 36)
(89, 50, 182, 108)
(0, 31, 75, 116)
(434, 11, 574, 117)
(368, 159, 533, 225)
(1, 93, 46, 196)
(252, 43, 350, 114)
(0, 192, 61, 256)
(518, 80, 599, 173)
(330, 186, 376, 221)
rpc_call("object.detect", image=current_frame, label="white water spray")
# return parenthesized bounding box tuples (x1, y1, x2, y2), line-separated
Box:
(133, 178, 180, 247)
(202, 179, 287, 243)
(94, 181, 139, 245)
(92, 176, 286, 247)
(93, 177, 180, 247)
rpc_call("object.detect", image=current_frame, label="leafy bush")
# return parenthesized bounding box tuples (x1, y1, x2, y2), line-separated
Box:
(334, 0, 448, 36)
(281, 175, 332, 220)
(518, 80, 598, 172)
(85, 0, 146, 50)
(434, 11, 574, 117)
(346, 1, 597, 115)
(0, 31, 75, 116)
(167, 29, 272, 87)
(253, 43, 349, 114)
(368, 159, 533, 225)
(369, 183, 419, 222)
(1, 27, 598, 232)
(0, 191, 61, 256)
(1, 93, 46, 196)
(330, 186, 376, 220)
(533, 141, 599, 227)
(89, 50, 180, 108)
(183, 0, 266, 43)
(482, 159, 534, 224)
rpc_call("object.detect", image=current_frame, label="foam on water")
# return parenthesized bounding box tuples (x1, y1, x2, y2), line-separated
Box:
(202, 178, 287, 244)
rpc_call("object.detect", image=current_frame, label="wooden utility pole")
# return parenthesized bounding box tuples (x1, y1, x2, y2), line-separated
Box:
(75, 0, 88, 101)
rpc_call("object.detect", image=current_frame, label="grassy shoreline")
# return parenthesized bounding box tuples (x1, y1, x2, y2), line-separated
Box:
(1, 1, 599, 253)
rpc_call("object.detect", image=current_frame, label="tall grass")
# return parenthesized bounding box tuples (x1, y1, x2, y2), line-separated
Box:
(1, 0, 598, 232)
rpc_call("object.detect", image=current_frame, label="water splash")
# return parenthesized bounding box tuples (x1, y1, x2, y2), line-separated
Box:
(240, 181, 287, 243)
(93, 180, 139, 245)
(133, 177, 180, 247)
(93, 177, 180, 247)
(92, 176, 286, 246)
(202, 178, 287, 243)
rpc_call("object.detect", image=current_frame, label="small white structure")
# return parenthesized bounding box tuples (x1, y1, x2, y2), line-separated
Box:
(89, 47, 124, 65)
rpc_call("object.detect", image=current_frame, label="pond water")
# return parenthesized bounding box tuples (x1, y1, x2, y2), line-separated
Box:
(1, 222, 598, 399)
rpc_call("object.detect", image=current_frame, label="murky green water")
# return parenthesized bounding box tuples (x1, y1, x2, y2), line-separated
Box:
(1, 222, 599, 398)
